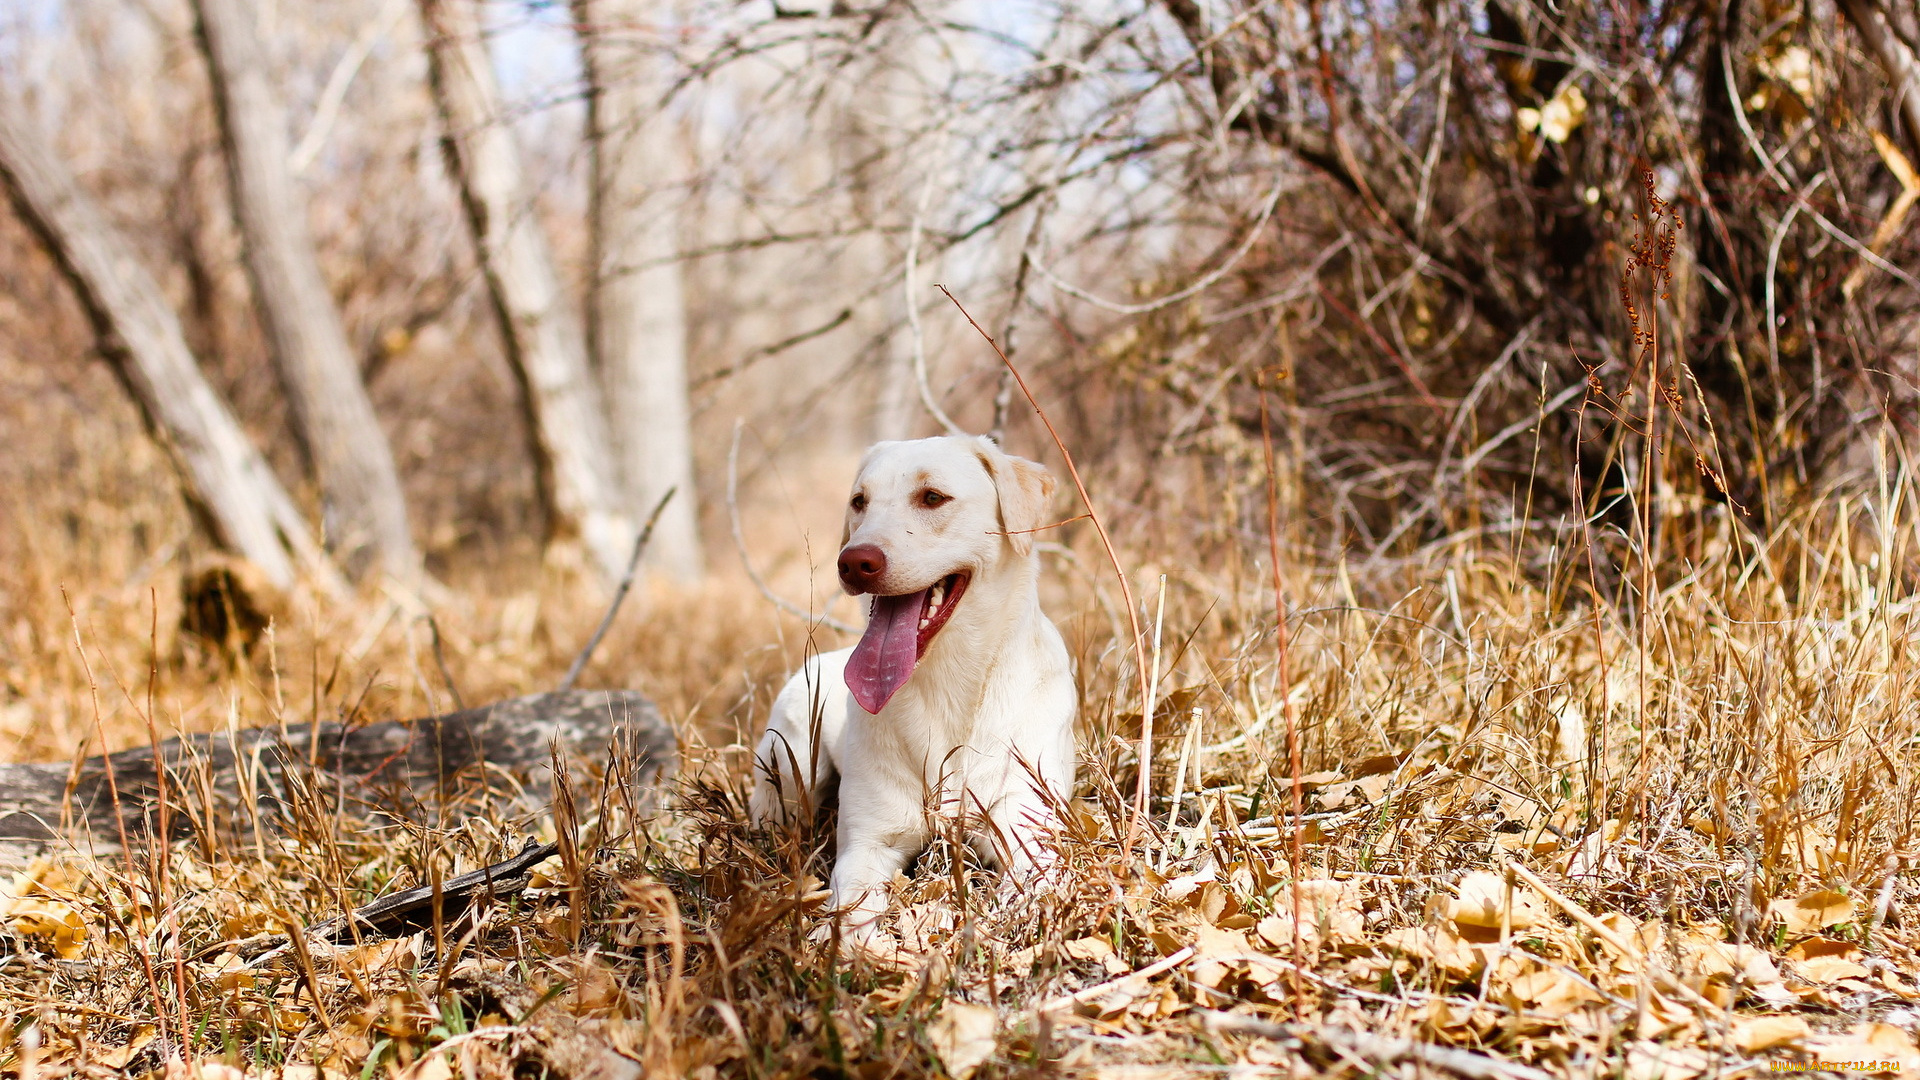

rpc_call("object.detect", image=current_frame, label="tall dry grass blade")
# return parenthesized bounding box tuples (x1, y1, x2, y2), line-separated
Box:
(935, 284, 1154, 858)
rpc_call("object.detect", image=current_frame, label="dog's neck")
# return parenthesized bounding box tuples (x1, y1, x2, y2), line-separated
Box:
(885, 551, 1043, 728)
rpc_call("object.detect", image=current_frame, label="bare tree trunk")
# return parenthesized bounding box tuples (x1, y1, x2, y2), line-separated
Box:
(574, 0, 703, 582)
(0, 93, 331, 592)
(191, 0, 420, 582)
(418, 0, 633, 582)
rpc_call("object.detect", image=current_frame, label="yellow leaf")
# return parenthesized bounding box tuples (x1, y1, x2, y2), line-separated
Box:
(1256, 880, 1366, 950)
(1769, 889, 1854, 936)
(1505, 966, 1604, 1019)
(1448, 871, 1549, 931)
(1625, 1041, 1711, 1080)
(1786, 935, 1859, 962)
(6, 897, 87, 959)
(1537, 85, 1588, 143)
(395, 1054, 455, 1080)
(927, 1002, 996, 1080)
(1805, 1023, 1920, 1074)
(1795, 955, 1871, 984)
(1758, 45, 1815, 103)
(1732, 1015, 1810, 1052)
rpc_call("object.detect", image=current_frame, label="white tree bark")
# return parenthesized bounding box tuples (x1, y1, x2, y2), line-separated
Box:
(0, 94, 330, 591)
(191, 0, 420, 582)
(573, 0, 703, 582)
(418, 0, 633, 581)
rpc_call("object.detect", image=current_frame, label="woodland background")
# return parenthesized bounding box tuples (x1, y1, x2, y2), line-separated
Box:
(1, 0, 1919, 1077)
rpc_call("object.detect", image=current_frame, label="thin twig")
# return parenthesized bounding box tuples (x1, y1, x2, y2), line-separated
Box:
(559, 486, 677, 693)
(1503, 860, 1722, 1015)
(1039, 946, 1195, 1013)
(426, 614, 465, 711)
(935, 285, 1154, 858)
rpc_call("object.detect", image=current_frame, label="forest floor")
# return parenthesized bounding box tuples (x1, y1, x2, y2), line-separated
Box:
(2, 444, 1918, 1080)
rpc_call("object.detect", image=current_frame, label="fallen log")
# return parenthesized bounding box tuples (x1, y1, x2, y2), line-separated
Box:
(0, 689, 672, 842)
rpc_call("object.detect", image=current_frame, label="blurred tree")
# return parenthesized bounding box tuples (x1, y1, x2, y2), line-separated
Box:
(418, 0, 636, 583)
(573, 0, 703, 582)
(0, 93, 332, 592)
(191, 0, 421, 582)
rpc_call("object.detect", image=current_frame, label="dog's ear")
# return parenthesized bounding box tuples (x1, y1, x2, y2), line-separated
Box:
(976, 438, 1055, 556)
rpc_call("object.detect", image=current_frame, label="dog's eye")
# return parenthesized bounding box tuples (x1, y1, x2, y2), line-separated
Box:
(921, 489, 949, 508)
(850, 493, 867, 512)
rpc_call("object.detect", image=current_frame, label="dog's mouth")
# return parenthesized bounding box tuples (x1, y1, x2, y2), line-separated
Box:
(844, 572, 970, 714)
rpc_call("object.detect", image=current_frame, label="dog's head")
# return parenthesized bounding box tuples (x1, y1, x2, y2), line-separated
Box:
(835, 435, 1055, 713)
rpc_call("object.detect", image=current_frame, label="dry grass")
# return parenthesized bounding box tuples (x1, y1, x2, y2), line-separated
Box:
(3, 383, 1920, 1078)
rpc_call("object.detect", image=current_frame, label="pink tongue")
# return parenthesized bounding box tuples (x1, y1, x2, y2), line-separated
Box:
(845, 589, 929, 714)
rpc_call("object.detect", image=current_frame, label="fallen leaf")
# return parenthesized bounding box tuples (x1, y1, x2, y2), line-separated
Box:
(1769, 889, 1854, 936)
(1064, 935, 1127, 977)
(394, 1054, 455, 1080)
(1731, 1014, 1809, 1052)
(165, 1062, 249, 1080)
(199, 952, 256, 992)
(1354, 754, 1403, 776)
(1786, 936, 1861, 962)
(1189, 924, 1251, 990)
(1794, 954, 1871, 984)
(342, 936, 419, 977)
(1256, 879, 1366, 950)
(1448, 871, 1549, 931)
(6, 897, 87, 958)
(1380, 922, 1483, 978)
(1624, 1041, 1710, 1080)
(1504, 965, 1604, 1019)
(1005, 944, 1043, 973)
(91, 1028, 157, 1070)
(928, 1002, 997, 1080)
(1805, 1022, 1920, 1075)
(1354, 773, 1393, 804)
(1674, 931, 1794, 1006)
(1191, 881, 1240, 925)
(1159, 868, 1215, 903)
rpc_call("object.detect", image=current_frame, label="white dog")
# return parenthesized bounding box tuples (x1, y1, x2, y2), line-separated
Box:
(750, 435, 1078, 940)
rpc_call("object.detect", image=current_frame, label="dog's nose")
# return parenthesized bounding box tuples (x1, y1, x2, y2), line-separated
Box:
(838, 544, 887, 592)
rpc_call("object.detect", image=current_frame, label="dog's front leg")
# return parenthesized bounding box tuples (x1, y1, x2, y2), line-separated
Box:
(827, 826, 924, 943)
(828, 767, 929, 945)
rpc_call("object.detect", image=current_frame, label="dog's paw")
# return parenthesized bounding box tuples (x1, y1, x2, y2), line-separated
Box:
(807, 919, 919, 970)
